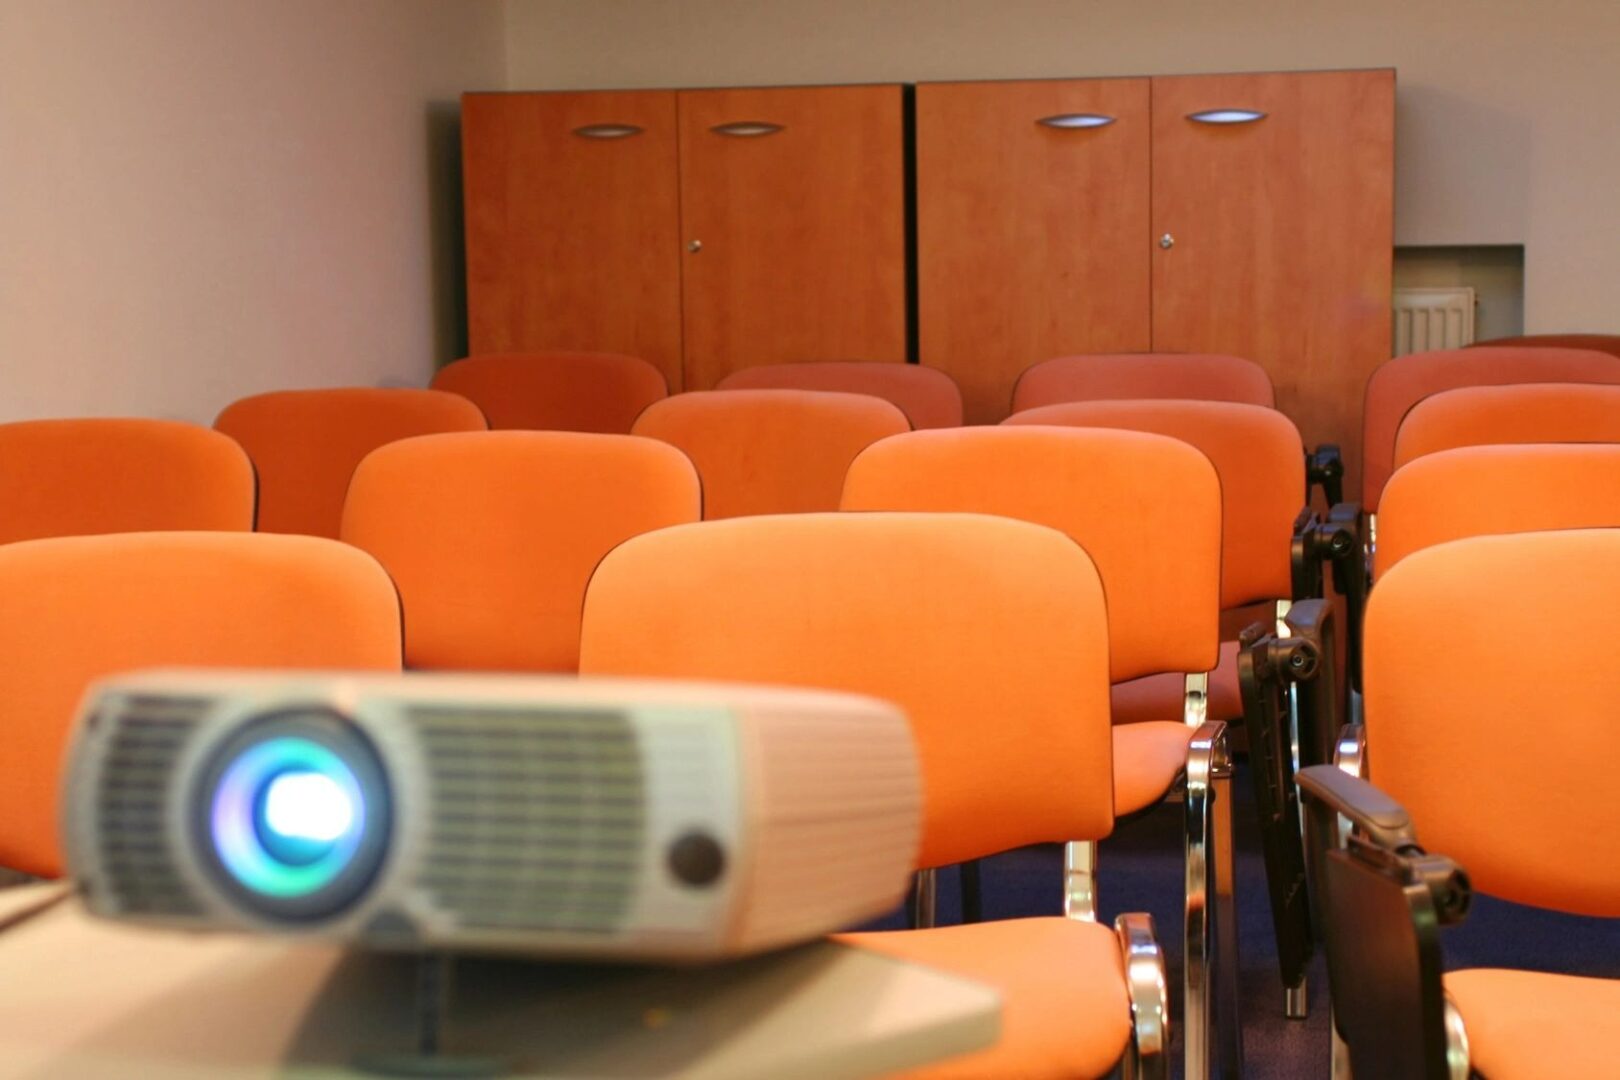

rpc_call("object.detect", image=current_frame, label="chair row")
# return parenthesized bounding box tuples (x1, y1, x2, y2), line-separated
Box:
(431, 333, 1620, 439)
(11, 338, 1616, 544)
(5, 504, 1613, 1076)
(0, 424, 1295, 1080)
(0, 512, 1169, 1076)
(0, 404, 1311, 1076)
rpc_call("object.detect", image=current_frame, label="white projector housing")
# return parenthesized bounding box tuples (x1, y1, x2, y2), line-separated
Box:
(62, 671, 921, 961)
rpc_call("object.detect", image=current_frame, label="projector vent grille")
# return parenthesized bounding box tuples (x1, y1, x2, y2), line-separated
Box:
(94, 696, 208, 916)
(406, 707, 645, 934)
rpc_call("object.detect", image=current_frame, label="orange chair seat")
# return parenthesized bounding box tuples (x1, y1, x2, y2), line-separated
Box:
(837, 917, 1132, 1079)
(1111, 640, 1241, 726)
(1445, 968, 1620, 1080)
(1113, 722, 1193, 816)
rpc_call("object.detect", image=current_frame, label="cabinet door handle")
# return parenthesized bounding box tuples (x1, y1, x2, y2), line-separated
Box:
(1036, 113, 1115, 130)
(1187, 109, 1266, 125)
(711, 121, 784, 138)
(1159, 233, 1175, 250)
(572, 123, 644, 139)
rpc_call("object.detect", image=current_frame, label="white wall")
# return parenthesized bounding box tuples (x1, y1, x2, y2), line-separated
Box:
(0, 0, 506, 424)
(502, 0, 1620, 336)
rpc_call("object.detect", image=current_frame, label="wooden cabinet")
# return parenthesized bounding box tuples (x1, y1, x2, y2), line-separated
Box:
(1151, 70, 1394, 481)
(917, 79, 1153, 424)
(462, 85, 907, 393)
(462, 91, 684, 390)
(466, 71, 1393, 456)
(918, 68, 1394, 460)
(678, 86, 907, 391)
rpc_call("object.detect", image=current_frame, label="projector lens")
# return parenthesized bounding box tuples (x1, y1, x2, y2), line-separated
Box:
(194, 709, 389, 920)
(213, 739, 364, 895)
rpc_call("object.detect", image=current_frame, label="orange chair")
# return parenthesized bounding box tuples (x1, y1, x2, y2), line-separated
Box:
(580, 512, 1172, 1079)
(1377, 444, 1620, 581)
(1391, 382, 1620, 473)
(0, 532, 402, 877)
(215, 388, 487, 537)
(1470, 333, 1620, 359)
(430, 351, 668, 433)
(631, 390, 911, 519)
(841, 426, 1240, 1072)
(1298, 529, 1620, 1079)
(1359, 346, 1620, 514)
(1011, 353, 1275, 414)
(0, 418, 254, 542)
(717, 361, 964, 429)
(1006, 400, 1304, 728)
(341, 431, 700, 672)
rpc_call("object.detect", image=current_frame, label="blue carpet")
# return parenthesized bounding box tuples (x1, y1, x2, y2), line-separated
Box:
(858, 763, 1620, 1078)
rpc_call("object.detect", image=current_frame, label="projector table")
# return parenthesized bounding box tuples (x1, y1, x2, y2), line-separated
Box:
(0, 884, 998, 1079)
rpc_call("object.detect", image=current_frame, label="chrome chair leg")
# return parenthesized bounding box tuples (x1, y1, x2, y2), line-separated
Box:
(1183, 718, 1228, 1080)
(1443, 995, 1471, 1080)
(1330, 1009, 1351, 1080)
(911, 868, 937, 929)
(1213, 751, 1245, 1076)
(1064, 840, 1099, 922)
(1116, 912, 1169, 1080)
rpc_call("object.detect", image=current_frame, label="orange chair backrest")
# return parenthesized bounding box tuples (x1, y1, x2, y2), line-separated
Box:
(215, 388, 487, 537)
(0, 419, 254, 543)
(1375, 444, 1620, 580)
(631, 390, 911, 519)
(580, 513, 1115, 868)
(1471, 334, 1620, 359)
(1392, 382, 1620, 472)
(1361, 347, 1620, 509)
(843, 427, 1220, 683)
(342, 431, 701, 672)
(1005, 400, 1302, 608)
(718, 361, 964, 429)
(431, 352, 668, 433)
(0, 532, 402, 877)
(1012, 353, 1275, 414)
(1364, 529, 1620, 917)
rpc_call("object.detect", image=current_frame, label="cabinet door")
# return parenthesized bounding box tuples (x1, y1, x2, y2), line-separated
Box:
(917, 79, 1152, 424)
(677, 85, 907, 391)
(462, 91, 685, 390)
(1151, 70, 1394, 486)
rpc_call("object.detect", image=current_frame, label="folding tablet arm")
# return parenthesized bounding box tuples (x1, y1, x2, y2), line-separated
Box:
(1237, 598, 1341, 1017)
(1307, 444, 1346, 508)
(1293, 503, 1368, 693)
(1296, 767, 1473, 1080)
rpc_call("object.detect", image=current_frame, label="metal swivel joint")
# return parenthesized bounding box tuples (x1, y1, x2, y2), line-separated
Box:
(1306, 444, 1345, 508)
(1245, 633, 1321, 685)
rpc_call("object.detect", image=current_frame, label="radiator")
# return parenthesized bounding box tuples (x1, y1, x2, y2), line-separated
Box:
(1392, 287, 1476, 355)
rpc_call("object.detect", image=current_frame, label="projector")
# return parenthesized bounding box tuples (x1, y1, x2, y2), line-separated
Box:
(62, 672, 920, 961)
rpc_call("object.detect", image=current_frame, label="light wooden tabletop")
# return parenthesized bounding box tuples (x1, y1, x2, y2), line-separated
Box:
(0, 885, 998, 1079)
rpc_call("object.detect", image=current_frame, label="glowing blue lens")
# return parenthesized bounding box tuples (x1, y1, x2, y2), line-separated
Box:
(264, 772, 354, 842)
(210, 737, 366, 898)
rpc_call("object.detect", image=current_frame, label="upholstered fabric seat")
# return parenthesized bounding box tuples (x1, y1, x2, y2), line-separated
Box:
(1111, 641, 1242, 727)
(838, 917, 1134, 1079)
(1012, 353, 1275, 413)
(1445, 969, 1620, 1080)
(719, 360, 963, 429)
(215, 387, 486, 537)
(431, 351, 668, 433)
(1111, 722, 1195, 815)
(634, 389, 910, 519)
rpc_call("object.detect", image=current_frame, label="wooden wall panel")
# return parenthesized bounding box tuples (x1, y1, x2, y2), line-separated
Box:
(1151, 70, 1395, 492)
(677, 85, 907, 391)
(462, 91, 685, 389)
(917, 79, 1153, 424)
